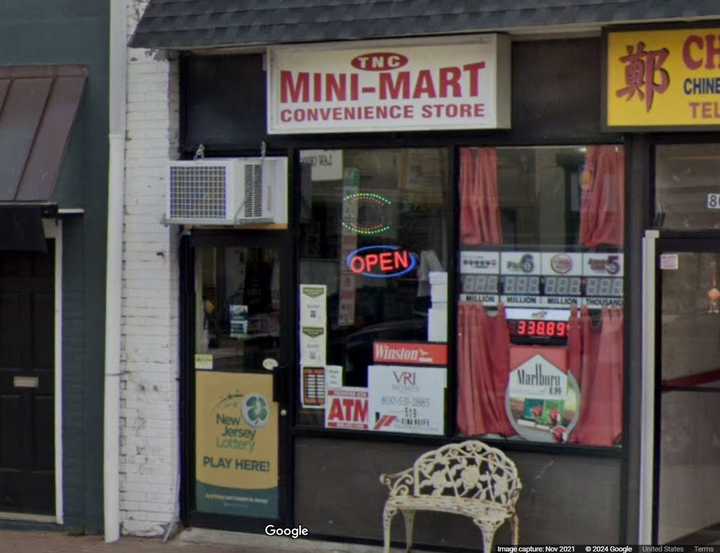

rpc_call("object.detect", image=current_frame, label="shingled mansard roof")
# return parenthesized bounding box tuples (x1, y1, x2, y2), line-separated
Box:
(130, 0, 720, 50)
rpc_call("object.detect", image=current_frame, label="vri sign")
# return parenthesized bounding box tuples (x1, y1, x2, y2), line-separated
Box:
(267, 35, 511, 134)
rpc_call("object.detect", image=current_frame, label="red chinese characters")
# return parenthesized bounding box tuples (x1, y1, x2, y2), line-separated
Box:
(615, 41, 670, 112)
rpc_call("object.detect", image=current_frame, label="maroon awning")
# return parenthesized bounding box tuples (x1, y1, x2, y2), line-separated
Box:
(0, 65, 87, 202)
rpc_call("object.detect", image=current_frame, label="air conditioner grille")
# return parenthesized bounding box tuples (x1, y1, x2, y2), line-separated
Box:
(169, 166, 226, 219)
(244, 164, 262, 218)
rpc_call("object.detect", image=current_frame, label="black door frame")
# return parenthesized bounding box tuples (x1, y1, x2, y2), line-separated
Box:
(180, 229, 295, 533)
(651, 233, 720, 544)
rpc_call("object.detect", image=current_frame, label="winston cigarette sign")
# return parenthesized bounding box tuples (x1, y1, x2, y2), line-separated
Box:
(268, 35, 511, 134)
(607, 28, 720, 128)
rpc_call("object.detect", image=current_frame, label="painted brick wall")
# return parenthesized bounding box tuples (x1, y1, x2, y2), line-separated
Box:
(120, 0, 180, 536)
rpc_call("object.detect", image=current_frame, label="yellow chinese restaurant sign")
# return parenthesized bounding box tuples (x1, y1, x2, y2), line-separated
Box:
(608, 29, 720, 128)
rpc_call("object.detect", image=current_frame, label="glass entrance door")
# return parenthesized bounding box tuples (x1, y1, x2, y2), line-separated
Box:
(188, 232, 291, 530)
(655, 239, 720, 544)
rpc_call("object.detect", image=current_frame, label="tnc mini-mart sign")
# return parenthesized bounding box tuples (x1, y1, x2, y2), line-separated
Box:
(267, 35, 511, 134)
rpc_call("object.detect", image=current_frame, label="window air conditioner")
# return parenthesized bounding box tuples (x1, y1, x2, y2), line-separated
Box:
(166, 157, 288, 225)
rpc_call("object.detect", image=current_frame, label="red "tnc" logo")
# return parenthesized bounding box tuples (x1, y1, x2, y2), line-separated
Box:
(351, 52, 408, 71)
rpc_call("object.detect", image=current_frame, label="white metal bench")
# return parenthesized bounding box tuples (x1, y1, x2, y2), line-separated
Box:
(379, 440, 522, 552)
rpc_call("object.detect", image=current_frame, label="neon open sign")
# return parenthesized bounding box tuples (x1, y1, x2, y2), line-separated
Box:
(346, 245, 418, 279)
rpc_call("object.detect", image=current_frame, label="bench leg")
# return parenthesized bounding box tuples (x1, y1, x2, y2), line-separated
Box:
(511, 514, 520, 545)
(383, 503, 397, 553)
(401, 510, 415, 552)
(482, 526, 496, 553)
(474, 520, 501, 553)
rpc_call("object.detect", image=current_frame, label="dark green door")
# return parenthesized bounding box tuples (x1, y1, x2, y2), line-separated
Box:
(0, 244, 54, 514)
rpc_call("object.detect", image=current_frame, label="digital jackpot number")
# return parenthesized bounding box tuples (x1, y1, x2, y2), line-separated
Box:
(515, 320, 568, 337)
(461, 274, 499, 294)
(503, 275, 540, 295)
(585, 277, 623, 297)
(543, 276, 581, 296)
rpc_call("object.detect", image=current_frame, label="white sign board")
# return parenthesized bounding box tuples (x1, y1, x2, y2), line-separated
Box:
(505, 348, 579, 444)
(582, 253, 624, 277)
(368, 365, 446, 435)
(325, 365, 343, 389)
(459, 251, 500, 274)
(660, 254, 679, 271)
(707, 193, 720, 209)
(300, 326, 326, 366)
(299, 284, 327, 326)
(500, 252, 541, 275)
(509, 354, 568, 401)
(299, 150, 344, 181)
(540, 252, 583, 276)
(299, 284, 327, 366)
(268, 35, 511, 134)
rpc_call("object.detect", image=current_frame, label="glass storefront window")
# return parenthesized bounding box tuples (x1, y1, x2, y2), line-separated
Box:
(656, 249, 720, 542)
(456, 146, 625, 447)
(296, 145, 626, 445)
(298, 149, 450, 431)
(194, 246, 281, 371)
(193, 245, 284, 518)
(655, 144, 720, 230)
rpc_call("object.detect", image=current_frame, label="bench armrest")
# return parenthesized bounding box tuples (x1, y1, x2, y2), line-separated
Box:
(379, 468, 414, 497)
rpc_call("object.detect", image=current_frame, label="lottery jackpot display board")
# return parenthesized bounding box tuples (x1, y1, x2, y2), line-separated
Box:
(458, 248, 624, 444)
(460, 250, 624, 321)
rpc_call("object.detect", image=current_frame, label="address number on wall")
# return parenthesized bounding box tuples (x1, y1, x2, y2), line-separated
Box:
(707, 193, 720, 209)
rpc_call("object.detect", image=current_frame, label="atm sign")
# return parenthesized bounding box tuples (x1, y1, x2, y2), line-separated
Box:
(347, 245, 418, 279)
(325, 387, 369, 430)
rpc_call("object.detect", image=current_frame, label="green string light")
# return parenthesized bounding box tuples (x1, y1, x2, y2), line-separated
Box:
(341, 221, 392, 235)
(342, 192, 393, 205)
(342, 192, 393, 235)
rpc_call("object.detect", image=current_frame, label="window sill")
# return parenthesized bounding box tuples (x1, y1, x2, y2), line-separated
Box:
(291, 425, 624, 457)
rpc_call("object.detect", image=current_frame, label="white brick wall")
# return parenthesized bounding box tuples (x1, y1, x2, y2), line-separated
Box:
(120, 0, 181, 537)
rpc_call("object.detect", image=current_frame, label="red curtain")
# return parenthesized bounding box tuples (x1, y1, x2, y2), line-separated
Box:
(567, 306, 597, 390)
(579, 146, 625, 248)
(460, 148, 503, 246)
(457, 303, 515, 436)
(567, 307, 624, 446)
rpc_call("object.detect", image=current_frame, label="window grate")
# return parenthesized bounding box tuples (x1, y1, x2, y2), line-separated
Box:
(244, 164, 263, 218)
(169, 166, 227, 220)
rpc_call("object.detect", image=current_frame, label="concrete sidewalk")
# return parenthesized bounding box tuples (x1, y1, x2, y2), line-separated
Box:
(0, 531, 217, 553)
(0, 529, 393, 553)
(0, 531, 252, 553)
